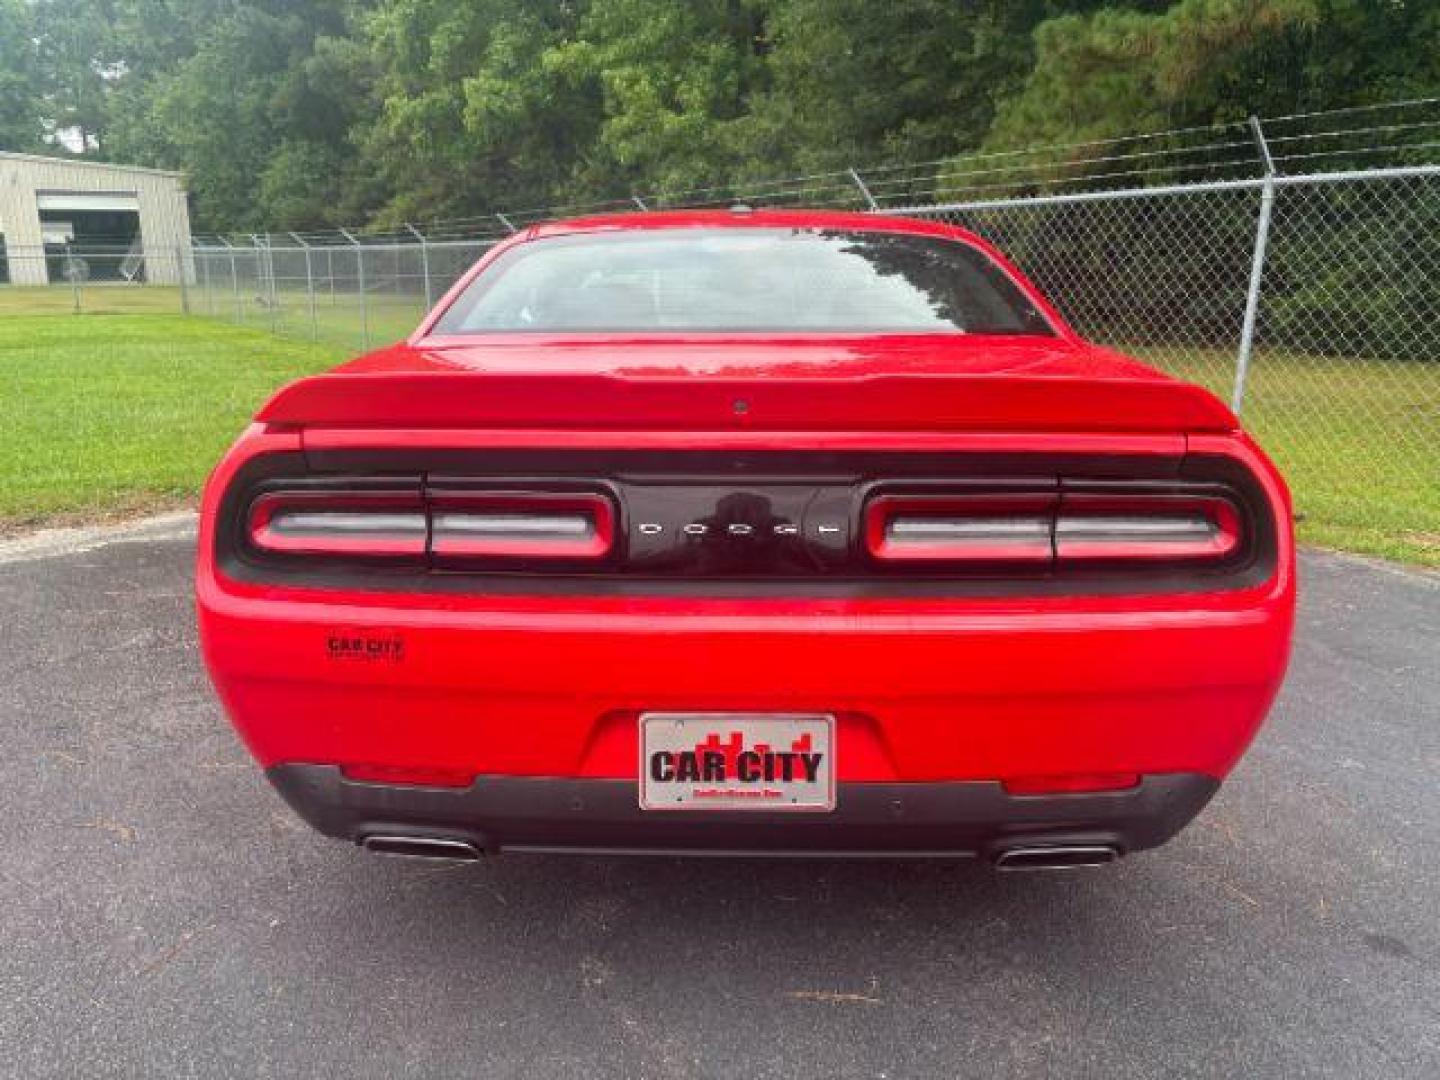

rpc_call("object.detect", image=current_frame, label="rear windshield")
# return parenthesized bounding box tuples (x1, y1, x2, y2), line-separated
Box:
(432, 228, 1055, 335)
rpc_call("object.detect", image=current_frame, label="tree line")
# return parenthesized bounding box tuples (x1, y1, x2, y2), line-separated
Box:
(1, 0, 1436, 234)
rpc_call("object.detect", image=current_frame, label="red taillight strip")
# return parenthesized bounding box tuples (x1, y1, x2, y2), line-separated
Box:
(429, 491, 614, 560)
(246, 488, 616, 563)
(247, 491, 427, 557)
(1054, 494, 1241, 562)
(865, 490, 1244, 567)
(866, 494, 1056, 563)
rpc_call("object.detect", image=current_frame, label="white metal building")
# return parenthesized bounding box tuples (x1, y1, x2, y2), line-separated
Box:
(0, 151, 192, 285)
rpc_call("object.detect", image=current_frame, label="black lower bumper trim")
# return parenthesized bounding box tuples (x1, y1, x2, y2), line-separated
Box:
(266, 765, 1219, 859)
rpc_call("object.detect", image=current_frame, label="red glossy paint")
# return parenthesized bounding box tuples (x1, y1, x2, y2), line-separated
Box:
(256, 338, 1235, 433)
(196, 210, 1296, 857)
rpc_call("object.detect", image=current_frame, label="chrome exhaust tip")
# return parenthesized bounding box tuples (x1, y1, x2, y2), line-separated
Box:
(993, 844, 1120, 871)
(360, 834, 483, 863)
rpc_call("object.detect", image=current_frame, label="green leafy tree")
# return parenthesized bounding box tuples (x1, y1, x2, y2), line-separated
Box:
(977, 0, 1440, 156)
(4, 0, 1439, 233)
(30, 0, 117, 151)
(102, 0, 242, 165)
(737, 1, 1115, 179)
(143, 3, 366, 231)
(359, 0, 597, 225)
(0, 0, 42, 151)
(544, 0, 767, 197)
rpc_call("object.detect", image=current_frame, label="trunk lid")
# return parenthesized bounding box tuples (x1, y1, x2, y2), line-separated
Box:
(257, 336, 1237, 433)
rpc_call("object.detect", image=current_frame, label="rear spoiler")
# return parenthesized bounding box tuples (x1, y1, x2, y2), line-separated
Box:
(256, 372, 1238, 433)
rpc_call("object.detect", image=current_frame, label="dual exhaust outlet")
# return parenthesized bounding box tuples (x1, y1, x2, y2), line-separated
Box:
(992, 844, 1120, 870)
(360, 834, 483, 862)
(359, 833, 1121, 869)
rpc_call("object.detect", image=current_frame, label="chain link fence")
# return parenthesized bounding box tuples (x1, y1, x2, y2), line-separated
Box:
(0, 238, 489, 346)
(1, 161, 1435, 560)
(186, 238, 494, 351)
(0, 244, 193, 315)
(888, 167, 1438, 556)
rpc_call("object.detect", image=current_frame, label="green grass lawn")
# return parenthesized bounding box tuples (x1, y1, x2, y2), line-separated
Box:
(0, 313, 345, 528)
(0, 283, 190, 317)
(0, 308, 1435, 566)
(1136, 347, 1438, 567)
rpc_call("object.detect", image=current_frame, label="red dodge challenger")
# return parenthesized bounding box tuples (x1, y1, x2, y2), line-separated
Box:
(197, 210, 1295, 869)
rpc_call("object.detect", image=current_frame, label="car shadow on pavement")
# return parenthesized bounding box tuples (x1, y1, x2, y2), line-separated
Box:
(325, 846, 1177, 995)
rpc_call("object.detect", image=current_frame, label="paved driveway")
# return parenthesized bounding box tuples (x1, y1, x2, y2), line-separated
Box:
(1, 521, 1436, 1078)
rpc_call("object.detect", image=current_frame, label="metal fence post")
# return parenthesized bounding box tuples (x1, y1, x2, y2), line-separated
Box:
(199, 247, 214, 314)
(849, 167, 879, 211)
(405, 222, 433, 309)
(66, 243, 81, 313)
(176, 245, 190, 314)
(1233, 117, 1278, 416)
(340, 228, 369, 350)
(291, 232, 318, 341)
(252, 234, 278, 333)
(222, 238, 241, 324)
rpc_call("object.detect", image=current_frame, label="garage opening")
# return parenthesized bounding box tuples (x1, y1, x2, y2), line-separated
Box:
(36, 193, 144, 284)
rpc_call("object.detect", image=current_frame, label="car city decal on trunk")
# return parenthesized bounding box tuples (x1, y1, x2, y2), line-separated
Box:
(325, 629, 406, 663)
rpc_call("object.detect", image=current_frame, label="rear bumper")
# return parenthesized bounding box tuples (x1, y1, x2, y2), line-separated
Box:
(269, 764, 1219, 859)
(199, 429, 1294, 856)
(203, 593, 1292, 784)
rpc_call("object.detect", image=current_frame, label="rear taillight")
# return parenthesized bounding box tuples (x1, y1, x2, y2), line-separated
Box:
(247, 491, 427, 558)
(865, 494, 1055, 564)
(430, 491, 614, 560)
(244, 487, 616, 564)
(865, 488, 1244, 569)
(1054, 494, 1241, 562)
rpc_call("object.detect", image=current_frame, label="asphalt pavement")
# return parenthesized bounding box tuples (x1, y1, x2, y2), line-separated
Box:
(1, 520, 1436, 1078)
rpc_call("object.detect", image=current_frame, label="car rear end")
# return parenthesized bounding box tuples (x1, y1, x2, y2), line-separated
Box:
(196, 213, 1295, 866)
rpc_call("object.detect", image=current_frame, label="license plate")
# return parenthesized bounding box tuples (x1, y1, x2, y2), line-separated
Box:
(638, 713, 836, 811)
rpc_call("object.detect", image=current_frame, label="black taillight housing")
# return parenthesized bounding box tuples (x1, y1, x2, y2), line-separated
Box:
(220, 450, 1272, 597)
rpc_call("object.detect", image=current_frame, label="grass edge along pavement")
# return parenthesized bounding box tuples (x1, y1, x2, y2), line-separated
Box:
(0, 313, 346, 529)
